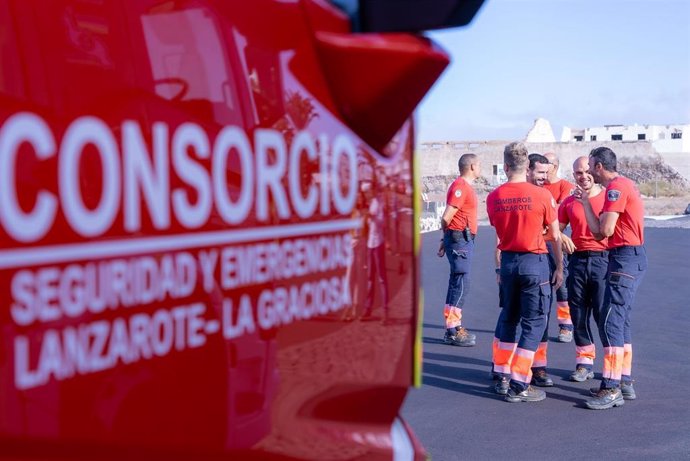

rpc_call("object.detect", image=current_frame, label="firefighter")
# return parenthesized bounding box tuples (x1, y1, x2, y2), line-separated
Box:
(526, 153, 572, 387)
(491, 154, 571, 387)
(488, 142, 563, 402)
(577, 147, 647, 410)
(437, 153, 481, 346)
(558, 156, 609, 382)
(544, 152, 576, 342)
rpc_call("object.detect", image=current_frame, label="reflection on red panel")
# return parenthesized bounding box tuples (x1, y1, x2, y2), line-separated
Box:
(0, 1, 436, 459)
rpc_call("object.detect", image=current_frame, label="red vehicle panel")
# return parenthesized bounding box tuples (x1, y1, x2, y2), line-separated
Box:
(0, 1, 482, 459)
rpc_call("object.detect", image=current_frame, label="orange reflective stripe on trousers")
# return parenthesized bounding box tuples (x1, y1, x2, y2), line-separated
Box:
(493, 340, 516, 375)
(602, 346, 624, 380)
(622, 343, 633, 377)
(443, 305, 462, 329)
(531, 342, 548, 368)
(556, 301, 573, 326)
(511, 348, 535, 384)
(575, 344, 596, 366)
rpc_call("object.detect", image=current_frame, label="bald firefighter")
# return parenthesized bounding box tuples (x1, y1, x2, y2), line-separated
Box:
(544, 152, 576, 342)
(558, 156, 609, 382)
(437, 153, 482, 347)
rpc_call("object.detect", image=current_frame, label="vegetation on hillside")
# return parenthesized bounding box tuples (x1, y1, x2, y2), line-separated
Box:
(618, 155, 688, 197)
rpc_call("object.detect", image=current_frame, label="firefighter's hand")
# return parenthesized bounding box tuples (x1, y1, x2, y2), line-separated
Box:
(561, 234, 576, 254)
(437, 241, 445, 257)
(573, 185, 589, 205)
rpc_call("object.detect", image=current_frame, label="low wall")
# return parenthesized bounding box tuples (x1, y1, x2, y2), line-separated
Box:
(419, 140, 687, 183)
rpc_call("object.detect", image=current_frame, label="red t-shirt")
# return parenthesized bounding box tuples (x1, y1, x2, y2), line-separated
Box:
(544, 179, 575, 204)
(602, 176, 645, 248)
(446, 177, 478, 234)
(487, 182, 557, 253)
(559, 190, 608, 251)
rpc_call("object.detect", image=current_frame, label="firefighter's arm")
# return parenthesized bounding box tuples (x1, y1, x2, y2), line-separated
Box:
(559, 222, 576, 254)
(599, 211, 619, 238)
(437, 234, 445, 257)
(543, 225, 553, 240)
(440, 204, 457, 232)
(495, 235, 501, 284)
(437, 203, 459, 257)
(548, 219, 564, 289)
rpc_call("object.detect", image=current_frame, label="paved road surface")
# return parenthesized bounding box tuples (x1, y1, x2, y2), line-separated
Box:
(402, 227, 690, 461)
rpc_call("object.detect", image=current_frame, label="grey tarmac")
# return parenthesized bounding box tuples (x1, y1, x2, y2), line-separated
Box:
(402, 225, 690, 461)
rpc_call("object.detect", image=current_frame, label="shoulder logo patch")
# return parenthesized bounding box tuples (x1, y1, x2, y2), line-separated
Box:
(454, 190, 462, 198)
(607, 190, 621, 201)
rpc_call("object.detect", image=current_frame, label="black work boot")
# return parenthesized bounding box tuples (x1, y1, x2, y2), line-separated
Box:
(455, 327, 476, 341)
(504, 385, 546, 403)
(557, 328, 573, 343)
(443, 328, 476, 347)
(531, 369, 554, 387)
(590, 382, 636, 400)
(620, 381, 636, 400)
(585, 387, 624, 410)
(570, 367, 595, 382)
(494, 377, 509, 395)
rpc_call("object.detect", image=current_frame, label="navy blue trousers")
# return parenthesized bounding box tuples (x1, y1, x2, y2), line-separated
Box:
(568, 250, 609, 370)
(496, 252, 550, 353)
(600, 245, 647, 388)
(443, 230, 474, 309)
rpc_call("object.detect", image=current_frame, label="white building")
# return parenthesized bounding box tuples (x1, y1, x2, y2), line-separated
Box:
(491, 163, 508, 185)
(525, 118, 556, 143)
(561, 123, 690, 153)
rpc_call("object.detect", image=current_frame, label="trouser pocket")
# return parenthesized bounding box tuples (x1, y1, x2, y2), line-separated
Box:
(608, 271, 634, 307)
(450, 249, 469, 273)
(538, 281, 551, 316)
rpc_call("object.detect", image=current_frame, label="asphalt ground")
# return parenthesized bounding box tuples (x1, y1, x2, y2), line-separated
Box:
(401, 226, 690, 461)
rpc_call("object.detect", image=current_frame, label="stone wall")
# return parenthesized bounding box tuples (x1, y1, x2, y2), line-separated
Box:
(419, 140, 689, 186)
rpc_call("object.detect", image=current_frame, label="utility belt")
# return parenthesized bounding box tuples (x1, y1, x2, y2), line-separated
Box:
(446, 228, 475, 242)
(573, 250, 608, 258)
(609, 245, 644, 256)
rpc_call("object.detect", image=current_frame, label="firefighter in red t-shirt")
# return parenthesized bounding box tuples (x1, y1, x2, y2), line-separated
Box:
(487, 142, 564, 403)
(437, 153, 481, 346)
(577, 147, 647, 410)
(492, 153, 571, 388)
(544, 152, 576, 342)
(544, 152, 576, 204)
(558, 156, 609, 383)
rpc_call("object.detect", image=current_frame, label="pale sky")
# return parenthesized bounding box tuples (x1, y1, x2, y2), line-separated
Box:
(416, 0, 690, 143)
